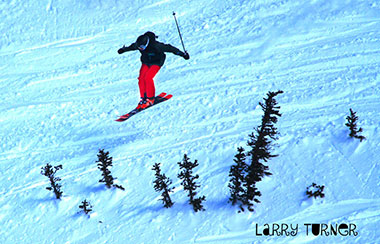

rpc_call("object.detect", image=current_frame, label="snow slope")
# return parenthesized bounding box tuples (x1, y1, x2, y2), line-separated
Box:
(1, 0, 380, 243)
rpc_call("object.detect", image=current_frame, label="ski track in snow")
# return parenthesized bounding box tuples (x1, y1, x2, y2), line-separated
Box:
(1, 0, 380, 243)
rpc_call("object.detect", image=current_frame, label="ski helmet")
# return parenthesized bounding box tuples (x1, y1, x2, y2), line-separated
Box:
(136, 35, 149, 50)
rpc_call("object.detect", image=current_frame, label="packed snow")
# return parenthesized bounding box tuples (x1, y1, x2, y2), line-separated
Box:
(1, 0, 380, 243)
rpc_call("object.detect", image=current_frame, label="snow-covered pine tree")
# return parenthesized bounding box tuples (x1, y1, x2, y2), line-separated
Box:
(345, 108, 366, 142)
(41, 163, 63, 199)
(152, 163, 175, 208)
(243, 90, 283, 212)
(78, 199, 93, 215)
(178, 154, 206, 212)
(96, 149, 125, 190)
(228, 147, 247, 210)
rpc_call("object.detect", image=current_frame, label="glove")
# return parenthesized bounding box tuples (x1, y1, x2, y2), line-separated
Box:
(118, 46, 125, 54)
(183, 51, 190, 60)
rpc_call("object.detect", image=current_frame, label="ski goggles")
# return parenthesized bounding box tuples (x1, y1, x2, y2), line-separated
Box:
(138, 38, 149, 51)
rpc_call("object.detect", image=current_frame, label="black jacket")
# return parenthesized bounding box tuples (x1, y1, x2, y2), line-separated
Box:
(118, 33, 186, 67)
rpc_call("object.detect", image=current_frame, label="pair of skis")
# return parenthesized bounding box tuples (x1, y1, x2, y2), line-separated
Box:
(115, 92, 172, 122)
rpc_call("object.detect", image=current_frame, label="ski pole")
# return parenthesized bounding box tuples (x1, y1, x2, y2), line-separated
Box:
(173, 12, 186, 52)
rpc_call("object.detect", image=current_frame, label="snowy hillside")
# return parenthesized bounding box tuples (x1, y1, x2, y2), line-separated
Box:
(1, 0, 380, 243)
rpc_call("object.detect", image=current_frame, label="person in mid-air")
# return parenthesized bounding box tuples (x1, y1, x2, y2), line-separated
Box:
(118, 31, 190, 109)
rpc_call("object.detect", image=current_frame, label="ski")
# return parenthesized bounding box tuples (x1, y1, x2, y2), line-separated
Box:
(115, 92, 172, 122)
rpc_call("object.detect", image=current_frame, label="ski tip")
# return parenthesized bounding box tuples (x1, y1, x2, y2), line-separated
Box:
(116, 116, 129, 122)
(156, 92, 167, 98)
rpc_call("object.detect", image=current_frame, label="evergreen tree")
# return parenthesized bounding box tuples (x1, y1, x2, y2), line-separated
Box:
(41, 163, 63, 199)
(228, 147, 247, 210)
(96, 149, 125, 190)
(178, 154, 206, 212)
(78, 199, 93, 215)
(243, 90, 283, 212)
(152, 163, 175, 208)
(345, 108, 366, 142)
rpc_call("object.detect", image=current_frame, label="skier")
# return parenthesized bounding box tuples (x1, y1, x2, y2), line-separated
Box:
(118, 31, 190, 109)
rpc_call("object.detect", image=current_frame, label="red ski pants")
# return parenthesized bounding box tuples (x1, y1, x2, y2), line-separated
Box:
(138, 64, 161, 99)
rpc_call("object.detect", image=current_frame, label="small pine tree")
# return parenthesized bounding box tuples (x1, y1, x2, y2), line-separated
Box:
(306, 183, 325, 199)
(78, 199, 93, 215)
(228, 147, 247, 210)
(178, 154, 206, 212)
(243, 90, 283, 212)
(41, 163, 63, 199)
(152, 163, 175, 208)
(96, 149, 125, 190)
(345, 108, 366, 142)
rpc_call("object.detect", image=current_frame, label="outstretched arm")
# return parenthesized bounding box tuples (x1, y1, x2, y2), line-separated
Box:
(159, 43, 190, 60)
(118, 43, 138, 54)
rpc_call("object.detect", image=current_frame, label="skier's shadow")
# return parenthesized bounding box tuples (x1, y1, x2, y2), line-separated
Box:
(82, 185, 106, 193)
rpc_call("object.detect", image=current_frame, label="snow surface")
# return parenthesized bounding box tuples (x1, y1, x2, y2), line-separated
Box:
(1, 0, 380, 243)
